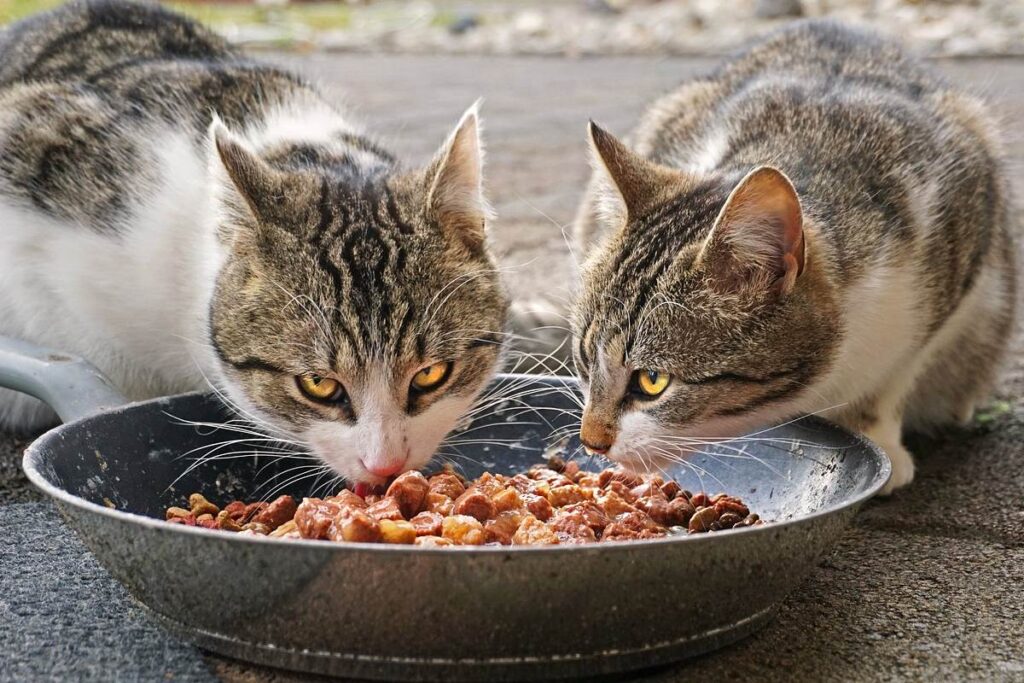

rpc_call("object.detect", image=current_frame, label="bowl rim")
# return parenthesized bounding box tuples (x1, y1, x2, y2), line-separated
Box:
(22, 375, 891, 556)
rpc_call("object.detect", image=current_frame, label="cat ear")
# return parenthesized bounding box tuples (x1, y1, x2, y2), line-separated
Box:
(425, 102, 490, 252)
(700, 166, 805, 296)
(209, 117, 287, 224)
(587, 121, 687, 226)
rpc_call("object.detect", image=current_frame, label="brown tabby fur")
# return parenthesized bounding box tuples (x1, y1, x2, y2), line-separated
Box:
(571, 21, 1016, 493)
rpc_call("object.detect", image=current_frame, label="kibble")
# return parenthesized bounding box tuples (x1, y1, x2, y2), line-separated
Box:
(188, 493, 219, 517)
(379, 519, 418, 544)
(688, 506, 719, 533)
(165, 463, 763, 545)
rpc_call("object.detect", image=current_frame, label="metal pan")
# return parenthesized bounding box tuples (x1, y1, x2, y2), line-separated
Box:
(3, 335, 889, 681)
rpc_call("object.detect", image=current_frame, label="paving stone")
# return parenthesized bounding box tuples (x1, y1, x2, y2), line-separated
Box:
(641, 528, 1024, 682)
(0, 430, 42, 505)
(0, 503, 213, 683)
(859, 411, 1024, 547)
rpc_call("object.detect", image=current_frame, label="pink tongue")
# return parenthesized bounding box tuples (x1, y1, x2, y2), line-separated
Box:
(353, 482, 373, 498)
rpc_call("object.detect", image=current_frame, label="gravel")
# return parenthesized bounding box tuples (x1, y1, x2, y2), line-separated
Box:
(230, 0, 1024, 59)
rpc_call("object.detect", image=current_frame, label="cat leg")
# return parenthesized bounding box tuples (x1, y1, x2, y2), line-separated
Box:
(905, 333, 996, 430)
(863, 413, 915, 495)
(835, 399, 915, 496)
(903, 263, 1015, 433)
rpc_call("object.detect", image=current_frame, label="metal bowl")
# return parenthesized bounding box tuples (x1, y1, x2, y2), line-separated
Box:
(4, 336, 889, 681)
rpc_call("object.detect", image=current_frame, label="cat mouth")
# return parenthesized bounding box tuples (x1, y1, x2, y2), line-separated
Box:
(606, 410, 801, 474)
(603, 438, 709, 474)
(602, 444, 672, 472)
(348, 469, 393, 489)
(351, 481, 388, 497)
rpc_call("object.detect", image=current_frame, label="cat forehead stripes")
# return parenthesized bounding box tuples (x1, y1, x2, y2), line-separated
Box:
(574, 177, 731, 364)
(210, 107, 502, 372)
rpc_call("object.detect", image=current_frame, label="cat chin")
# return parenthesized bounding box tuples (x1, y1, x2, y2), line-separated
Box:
(607, 400, 809, 472)
(304, 421, 409, 486)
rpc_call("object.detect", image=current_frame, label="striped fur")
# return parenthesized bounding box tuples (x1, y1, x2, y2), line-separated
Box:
(0, 1, 508, 486)
(571, 21, 1016, 494)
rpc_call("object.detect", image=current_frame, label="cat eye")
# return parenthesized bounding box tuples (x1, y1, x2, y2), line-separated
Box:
(411, 361, 452, 392)
(296, 374, 347, 403)
(631, 370, 671, 398)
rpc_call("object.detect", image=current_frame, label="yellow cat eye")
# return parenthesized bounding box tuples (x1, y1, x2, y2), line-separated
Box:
(634, 370, 671, 397)
(296, 374, 345, 403)
(411, 362, 452, 392)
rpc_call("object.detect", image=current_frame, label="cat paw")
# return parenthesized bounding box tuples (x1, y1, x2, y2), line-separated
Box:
(877, 442, 915, 496)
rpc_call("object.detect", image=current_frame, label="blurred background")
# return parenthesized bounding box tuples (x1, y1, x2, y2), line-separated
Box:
(2, 0, 1021, 57)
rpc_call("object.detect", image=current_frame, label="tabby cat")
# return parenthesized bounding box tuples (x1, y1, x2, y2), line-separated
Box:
(571, 22, 1016, 494)
(0, 1, 508, 485)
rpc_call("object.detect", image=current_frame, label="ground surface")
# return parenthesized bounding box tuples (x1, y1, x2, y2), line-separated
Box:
(1, 54, 1022, 682)
(8, 0, 1020, 58)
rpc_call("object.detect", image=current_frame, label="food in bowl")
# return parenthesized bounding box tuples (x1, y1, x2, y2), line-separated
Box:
(164, 458, 763, 545)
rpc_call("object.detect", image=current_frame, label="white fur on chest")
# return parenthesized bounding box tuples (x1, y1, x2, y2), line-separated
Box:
(0, 100, 361, 429)
(0, 130, 221, 402)
(810, 264, 924, 415)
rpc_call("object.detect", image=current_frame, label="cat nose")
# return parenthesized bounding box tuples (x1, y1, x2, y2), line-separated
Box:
(580, 411, 616, 456)
(580, 438, 611, 456)
(362, 459, 406, 478)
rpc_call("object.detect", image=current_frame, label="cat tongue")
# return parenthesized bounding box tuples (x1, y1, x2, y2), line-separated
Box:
(351, 481, 391, 498)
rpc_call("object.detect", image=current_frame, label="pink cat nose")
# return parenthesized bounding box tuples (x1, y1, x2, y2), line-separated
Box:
(362, 460, 405, 478)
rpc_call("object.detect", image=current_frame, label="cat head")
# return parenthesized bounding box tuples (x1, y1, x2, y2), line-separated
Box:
(206, 106, 508, 486)
(572, 123, 840, 470)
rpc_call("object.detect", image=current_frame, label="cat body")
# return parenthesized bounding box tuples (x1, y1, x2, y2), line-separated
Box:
(0, 1, 508, 485)
(572, 22, 1016, 493)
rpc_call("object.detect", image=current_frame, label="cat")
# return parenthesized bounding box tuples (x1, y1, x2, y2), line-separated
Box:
(0, 1, 509, 486)
(570, 21, 1016, 494)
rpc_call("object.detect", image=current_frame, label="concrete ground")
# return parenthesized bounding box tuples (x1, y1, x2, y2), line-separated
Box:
(2, 54, 1022, 682)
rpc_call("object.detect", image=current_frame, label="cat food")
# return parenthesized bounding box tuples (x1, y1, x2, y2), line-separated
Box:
(164, 458, 763, 545)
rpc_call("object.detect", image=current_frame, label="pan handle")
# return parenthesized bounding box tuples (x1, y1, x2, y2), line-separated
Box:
(0, 335, 129, 423)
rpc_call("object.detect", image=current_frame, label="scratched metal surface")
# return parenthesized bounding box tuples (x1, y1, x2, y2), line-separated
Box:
(23, 375, 886, 681)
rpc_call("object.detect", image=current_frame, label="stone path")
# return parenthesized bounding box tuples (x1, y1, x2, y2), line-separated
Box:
(2, 54, 1022, 682)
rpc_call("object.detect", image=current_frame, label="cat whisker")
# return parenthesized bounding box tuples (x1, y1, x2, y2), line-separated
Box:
(514, 192, 581, 274)
(650, 437, 788, 481)
(177, 438, 300, 466)
(251, 463, 331, 502)
(173, 434, 297, 468)
(265, 277, 334, 347)
(656, 434, 833, 467)
(449, 419, 540, 437)
(504, 342, 579, 378)
(166, 446, 313, 491)
(166, 414, 303, 445)
(424, 264, 523, 328)
(438, 327, 528, 344)
(646, 432, 807, 479)
(642, 443, 725, 492)
(186, 367, 296, 441)
(434, 450, 485, 470)
(634, 295, 692, 348)
(442, 437, 527, 447)
(174, 335, 299, 442)
(308, 468, 344, 500)
(736, 403, 851, 437)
